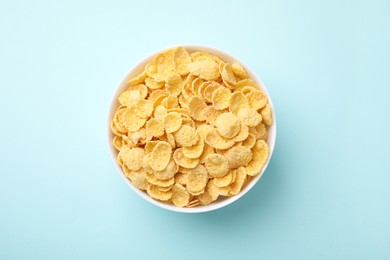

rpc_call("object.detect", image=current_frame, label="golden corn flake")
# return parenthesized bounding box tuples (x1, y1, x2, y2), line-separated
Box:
(188, 96, 208, 121)
(215, 112, 241, 138)
(154, 105, 168, 119)
(118, 90, 141, 107)
(241, 86, 258, 95)
(111, 47, 273, 207)
(186, 165, 209, 195)
(165, 74, 182, 97)
(246, 140, 270, 176)
(212, 87, 231, 110)
(162, 112, 182, 133)
(229, 91, 250, 114)
(229, 167, 247, 195)
(174, 172, 187, 186)
(171, 184, 190, 207)
(233, 124, 249, 142)
(113, 136, 123, 151)
(146, 118, 164, 137)
(249, 122, 268, 140)
(173, 125, 198, 147)
(199, 144, 214, 164)
(166, 132, 176, 148)
(221, 63, 237, 87)
(206, 180, 220, 201)
(145, 172, 174, 187)
(135, 99, 154, 118)
(148, 50, 176, 82)
(161, 95, 179, 109)
(197, 190, 213, 205)
(224, 146, 253, 169)
(127, 169, 148, 191)
(128, 69, 147, 86)
(144, 141, 159, 153)
(237, 108, 262, 127)
(247, 90, 268, 111)
(149, 141, 172, 171)
(260, 103, 273, 126)
(213, 170, 234, 187)
(191, 51, 222, 64)
(231, 63, 249, 79)
(203, 82, 222, 103)
(145, 77, 164, 90)
(189, 57, 219, 81)
(236, 78, 259, 90)
(122, 109, 146, 132)
(196, 124, 214, 139)
(173, 47, 191, 75)
(187, 199, 201, 208)
(147, 184, 173, 201)
(173, 148, 199, 169)
(153, 159, 178, 180)
(128, 84, 148, 99)
(119, 146, 145, 171)
(113, 108, 128, 133)
(197, 81, 211, 97)
(182, 135, 204, 159)
(242, 133, 256, 148)
(205, 153, 229, 178)
(181, 117, 195, 128)
(204, 128, 235, 150)
(157, 185, 174, 192)
(191, 77, 204, 95)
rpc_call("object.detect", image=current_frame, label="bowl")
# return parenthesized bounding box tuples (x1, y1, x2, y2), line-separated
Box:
(107, 45, 276, 213)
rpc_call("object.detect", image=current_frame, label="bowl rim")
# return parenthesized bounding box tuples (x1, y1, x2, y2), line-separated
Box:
(107, 44, 277, 213)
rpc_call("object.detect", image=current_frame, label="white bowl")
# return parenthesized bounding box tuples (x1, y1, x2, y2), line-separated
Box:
(107, 45, 276, 213)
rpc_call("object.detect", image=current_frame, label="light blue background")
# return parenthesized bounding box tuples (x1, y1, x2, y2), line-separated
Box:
(1, 0, 389, 259)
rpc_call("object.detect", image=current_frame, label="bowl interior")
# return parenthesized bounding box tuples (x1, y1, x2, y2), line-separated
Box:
(107, 45, 276, 213)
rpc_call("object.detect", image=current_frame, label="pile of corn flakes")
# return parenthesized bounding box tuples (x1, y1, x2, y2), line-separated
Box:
(111, 47, 272, 207)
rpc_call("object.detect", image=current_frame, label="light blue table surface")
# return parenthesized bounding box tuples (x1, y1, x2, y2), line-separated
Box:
(1, 1, 389, 259)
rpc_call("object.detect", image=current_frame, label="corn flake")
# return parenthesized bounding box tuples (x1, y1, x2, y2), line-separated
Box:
(173, 148, 199, 169)
(231, 63, 249, 79)
(173, 125, 198, 147)
(229, 167, 247, 195)
(147, 184, 173, 201)
(215, 112, 241, 138)
(237, 108, 262, 127)
(171, 184, 190, 207)
(229, 91, 250, 115)
(260, 103, 273, 126)
(247, 90, 268, 110)
(205, 153, 229, 177)
(173, 47, 191, 76)
(223, 146, 253, 169)
(149, 141, 172, 171)
(221, 63, 237, 87)
(188, 96, 208, 121)
(213, 170, 235, 187)
(212, 87, 231, 110)
(186, 165, 209, 195)
(204, 128, 235, 150)
(182, 134, 204, 159)
(128, 70, 147, 86)
(119, 146, 145, 171)
(242, 133, 256, 148)
(146, 118, 164, 137)
(162, 112, 182, 133)
(189, 57, 219, 81)
(153, 159, 178, 180)
(246, 140, 269, 176)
